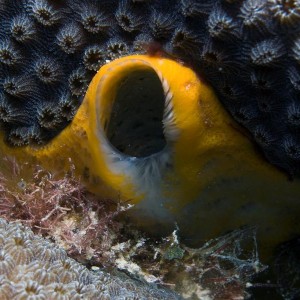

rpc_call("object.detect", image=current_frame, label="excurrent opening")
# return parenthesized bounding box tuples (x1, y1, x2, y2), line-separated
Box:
(106, 68, 167, 158)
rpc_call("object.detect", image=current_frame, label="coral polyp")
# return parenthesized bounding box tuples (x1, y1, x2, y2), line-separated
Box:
(2, 76, 35, 98)
(14, 281, 45, 300)
(0, 251, 15, 276)
(68, 68, 88, 97)
(56, 23, 84, 55)
(239, 0, 269, 31)
(254, 126, 275, 147)
(28, 0, 61, 27)
(10, 15, 36, 43)
(7, 127, 31, 146)
(149, 11, 177, 39)
(115, 1, 144, 33)
(57, 93, 78, 121)
(283, 136, 300, 160)
(0, 95, 29, 125)
(37, 103, 61, 130)
(170, 26, 201, 56)
(250, 69, 280, 91)
(250, 39, 285, 66)
(0, 41, 20, 66)
(34, 57, 62, 84)
(77, 3, 110, 35)
(269, 0, 300, 26)
(83, 45, 105, 72)
(107, 38, 129, 60)
(207, 6, 239, 40)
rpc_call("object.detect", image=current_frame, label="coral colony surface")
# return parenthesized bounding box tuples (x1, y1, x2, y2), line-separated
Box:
(0, 217, 181, 300)
(0, 0, 299, 176)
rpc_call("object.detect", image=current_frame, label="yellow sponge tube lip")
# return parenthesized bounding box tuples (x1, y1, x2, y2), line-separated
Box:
(85, 55, 205, 203)
(0, 54, 280, 203)
(0, 55, 212, 202)
(1, 55, 300, 258)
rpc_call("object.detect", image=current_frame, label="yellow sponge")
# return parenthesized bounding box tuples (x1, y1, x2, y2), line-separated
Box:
(1, 55, 299, 257)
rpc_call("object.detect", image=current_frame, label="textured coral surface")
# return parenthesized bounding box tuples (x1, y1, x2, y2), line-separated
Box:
(0, 217, 181, 300)
(0, 0, 299, 175)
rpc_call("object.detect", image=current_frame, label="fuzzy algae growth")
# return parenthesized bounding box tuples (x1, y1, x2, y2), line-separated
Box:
(0, 55, 300, 258)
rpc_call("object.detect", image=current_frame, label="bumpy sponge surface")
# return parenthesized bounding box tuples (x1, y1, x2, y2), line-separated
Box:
(0, 0, 299, 175)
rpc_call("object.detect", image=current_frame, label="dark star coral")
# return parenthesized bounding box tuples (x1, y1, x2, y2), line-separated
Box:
(10, 14, 36, 43)
(56, 23, 84, 54)
(0, 0, 299, 175)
